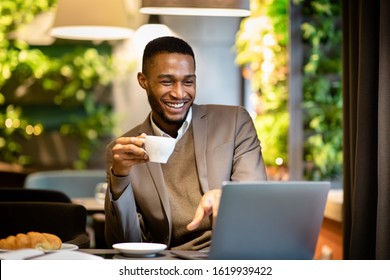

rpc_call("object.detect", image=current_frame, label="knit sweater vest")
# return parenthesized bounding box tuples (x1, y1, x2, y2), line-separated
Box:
(161, 125, 212, 250)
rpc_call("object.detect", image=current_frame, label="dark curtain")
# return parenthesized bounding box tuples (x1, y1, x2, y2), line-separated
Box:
(342, 0, 390, 259)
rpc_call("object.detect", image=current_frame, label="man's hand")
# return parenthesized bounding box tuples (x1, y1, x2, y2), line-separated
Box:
(187, 189, 222, 231)
(111, 133, 148, 177)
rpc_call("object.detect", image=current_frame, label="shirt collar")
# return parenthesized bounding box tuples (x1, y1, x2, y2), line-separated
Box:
(150, 107, 192, 141)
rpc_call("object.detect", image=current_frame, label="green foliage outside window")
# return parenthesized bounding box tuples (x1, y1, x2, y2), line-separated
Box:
(235, 0, 289, 179)
(0, 0, 117, 169)
(296, 0, 342, 180)
(235, 0, 342, 180)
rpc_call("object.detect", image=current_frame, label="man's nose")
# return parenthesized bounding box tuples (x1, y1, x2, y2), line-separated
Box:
(171, 83, 185, 99)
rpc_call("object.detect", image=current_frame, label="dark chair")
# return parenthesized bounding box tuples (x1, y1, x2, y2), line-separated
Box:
(0, 188, 72, 203)
(0, 202, 90, 248)
(0, 170, 27, 188)
(23, 170, 107, 249)
(23, 169, 106, 198)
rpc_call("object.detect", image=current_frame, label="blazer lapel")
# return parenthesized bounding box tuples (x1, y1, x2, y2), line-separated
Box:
(192, 105, 210, 193)
(146, 163, 171, 217)
(138, 117, 172, 236)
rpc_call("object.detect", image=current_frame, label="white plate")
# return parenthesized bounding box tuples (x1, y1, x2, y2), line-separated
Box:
(113, 242, 167, 257)
(0, 243, 78, 253)
(42, 243, 78, 252)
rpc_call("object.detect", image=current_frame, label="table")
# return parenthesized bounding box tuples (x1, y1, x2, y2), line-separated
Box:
(71, 198, 106, 248)
(315, 189, 343, 260)
(323, 189, 343, 222)
(78, 249, 180, 260)
(72, 197, 104, 214)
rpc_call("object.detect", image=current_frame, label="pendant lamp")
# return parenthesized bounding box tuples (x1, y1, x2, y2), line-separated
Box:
(133, 15, 175, 52)
(50, 0, 133, 40)
(140, 0, 251, 17)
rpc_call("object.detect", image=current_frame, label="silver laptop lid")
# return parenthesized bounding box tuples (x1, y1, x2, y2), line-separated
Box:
(208, 181, 331, 260)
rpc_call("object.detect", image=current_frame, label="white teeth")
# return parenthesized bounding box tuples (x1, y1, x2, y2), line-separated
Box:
(166, 103, 184, 108)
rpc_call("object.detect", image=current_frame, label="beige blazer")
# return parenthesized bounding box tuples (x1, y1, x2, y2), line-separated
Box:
(104, 104, 267, 247)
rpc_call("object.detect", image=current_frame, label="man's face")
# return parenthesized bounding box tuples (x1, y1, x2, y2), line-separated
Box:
(138, 53, 196, 133)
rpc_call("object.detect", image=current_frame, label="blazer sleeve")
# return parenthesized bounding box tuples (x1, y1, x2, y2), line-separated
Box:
(104, 140, 143, 247)
(201, 105, 267, 190)
(231, 106, 267, 181)
(104, 173, 142, 247)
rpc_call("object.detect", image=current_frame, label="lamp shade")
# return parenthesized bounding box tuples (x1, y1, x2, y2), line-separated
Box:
(50, 0, 133, 40)
(140, 0, 251, 17)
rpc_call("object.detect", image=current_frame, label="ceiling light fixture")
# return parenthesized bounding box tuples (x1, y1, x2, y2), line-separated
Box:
(50, 0, 133, 40)
(140, 0, 251, 17)
(133, 15, 176, 51)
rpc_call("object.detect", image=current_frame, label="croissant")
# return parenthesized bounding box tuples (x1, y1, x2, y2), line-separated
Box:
(0, 232, 62, 250)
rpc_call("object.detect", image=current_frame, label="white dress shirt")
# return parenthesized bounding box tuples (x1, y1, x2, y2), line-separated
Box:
(150, 107, 193, 142)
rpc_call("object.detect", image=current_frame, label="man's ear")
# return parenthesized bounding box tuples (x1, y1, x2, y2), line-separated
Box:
(137, 72, 147, 89)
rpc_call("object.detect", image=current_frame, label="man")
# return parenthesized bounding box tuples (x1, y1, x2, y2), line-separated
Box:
(105, 36, 267, 250)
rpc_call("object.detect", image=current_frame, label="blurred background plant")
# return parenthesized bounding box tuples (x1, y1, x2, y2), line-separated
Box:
(235, 0, 342, 180)
(297, 0, 342, 180)
(2, 0, 342, 177)
(235, 0, 289, 180)
(0, 0, 117, 170)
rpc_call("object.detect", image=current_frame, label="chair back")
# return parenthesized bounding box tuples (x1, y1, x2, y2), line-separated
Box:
(24, 169, 106, 198)
(0, 188, 71, 203)
(0, 170, 27, 188)
(0, 201, 90, 248)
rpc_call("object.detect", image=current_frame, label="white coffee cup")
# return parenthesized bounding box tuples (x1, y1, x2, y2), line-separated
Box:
(144, 135, 176, 163)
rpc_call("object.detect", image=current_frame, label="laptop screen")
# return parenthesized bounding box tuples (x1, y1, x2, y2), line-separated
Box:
(207, 181, 330, 260)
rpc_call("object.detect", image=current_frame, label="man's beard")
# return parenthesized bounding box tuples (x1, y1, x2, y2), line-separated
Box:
(147, 91, 189, 126)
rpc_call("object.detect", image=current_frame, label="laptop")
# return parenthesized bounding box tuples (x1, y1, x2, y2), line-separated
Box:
(172, 181, 330, 260)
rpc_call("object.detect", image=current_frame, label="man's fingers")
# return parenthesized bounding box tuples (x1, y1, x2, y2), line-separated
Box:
(116, 135, 146, 146)
(111, 135, 149, 177)
(186, 190, 222, 231)
(186, 205, 205, 231)
(186, 195, 214, 231)
(113, 139, 147, 159)
(211, 191, 221, 226)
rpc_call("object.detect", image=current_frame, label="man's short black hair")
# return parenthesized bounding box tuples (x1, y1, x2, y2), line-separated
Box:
(142, 36, 196, 74)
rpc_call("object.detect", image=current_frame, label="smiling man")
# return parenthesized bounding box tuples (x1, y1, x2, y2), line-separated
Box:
(104, 36, 267, 251)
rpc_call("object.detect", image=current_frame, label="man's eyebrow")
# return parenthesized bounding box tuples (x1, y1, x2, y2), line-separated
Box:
(185, 74, 196, 79)
(157, 74, 196, 79)
(158, 74, 174, 79)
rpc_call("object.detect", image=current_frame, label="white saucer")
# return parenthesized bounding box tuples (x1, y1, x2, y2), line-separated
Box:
(113, 242, 167, 257)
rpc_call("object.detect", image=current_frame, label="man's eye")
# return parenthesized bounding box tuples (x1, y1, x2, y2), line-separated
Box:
(161, 80, 172, 85)
(184, 80, 194, 86)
